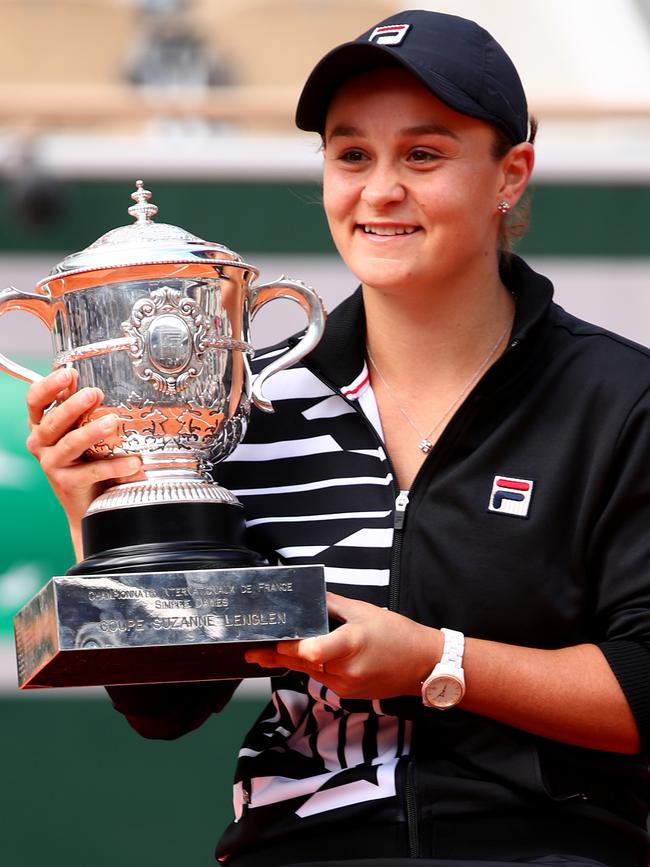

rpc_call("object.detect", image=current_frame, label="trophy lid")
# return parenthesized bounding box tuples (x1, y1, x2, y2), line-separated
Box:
(42, 180, 249, 283)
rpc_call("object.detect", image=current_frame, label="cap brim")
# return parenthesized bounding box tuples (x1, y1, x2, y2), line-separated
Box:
(295, 42, 499, 134)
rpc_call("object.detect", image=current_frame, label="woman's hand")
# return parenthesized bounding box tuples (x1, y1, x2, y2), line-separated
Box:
(25, 368, 141, 559)
(247, 591, 640, 752)
(246, 592, 441, 700)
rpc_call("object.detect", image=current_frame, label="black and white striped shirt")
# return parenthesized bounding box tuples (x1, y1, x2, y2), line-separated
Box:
(217, 328, 412, 849)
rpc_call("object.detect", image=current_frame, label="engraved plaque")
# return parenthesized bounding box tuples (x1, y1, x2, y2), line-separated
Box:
(15, 564, 327, 688)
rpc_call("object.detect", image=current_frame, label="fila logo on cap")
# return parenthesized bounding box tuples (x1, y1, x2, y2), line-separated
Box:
(488, 476, 534, 518)
(368, 24, 410, 46)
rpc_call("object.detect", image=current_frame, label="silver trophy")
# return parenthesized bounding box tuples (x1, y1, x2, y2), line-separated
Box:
(0, 181, 328, 688)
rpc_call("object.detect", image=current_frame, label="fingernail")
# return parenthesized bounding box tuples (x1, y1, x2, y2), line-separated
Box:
(124, 457, 141, 473)
(80, 388, 98, 407)
(98, 414, 118, 432)
(55, 368, 71, 384)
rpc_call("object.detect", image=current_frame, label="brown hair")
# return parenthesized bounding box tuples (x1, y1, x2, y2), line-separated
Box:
(492, 116, 538, 257)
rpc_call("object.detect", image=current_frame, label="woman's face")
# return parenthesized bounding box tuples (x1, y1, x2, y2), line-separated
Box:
(322, 67, 521, 296)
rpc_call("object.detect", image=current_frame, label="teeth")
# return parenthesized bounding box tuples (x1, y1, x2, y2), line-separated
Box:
(363, 225, 418, 236)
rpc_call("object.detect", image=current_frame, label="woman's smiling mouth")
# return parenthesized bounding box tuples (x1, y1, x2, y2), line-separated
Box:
(360, 224, 421, 236)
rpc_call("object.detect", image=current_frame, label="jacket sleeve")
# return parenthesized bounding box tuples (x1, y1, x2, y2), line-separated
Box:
(105, 680, 240, 740)
(590, 383, 650, 750)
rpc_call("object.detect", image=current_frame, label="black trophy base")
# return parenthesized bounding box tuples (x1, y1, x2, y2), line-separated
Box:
(14, 501, 327, 689)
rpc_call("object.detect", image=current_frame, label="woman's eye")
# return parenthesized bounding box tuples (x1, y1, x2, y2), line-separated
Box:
(408, 149, 439, 164)
(339, 149, 367, 163)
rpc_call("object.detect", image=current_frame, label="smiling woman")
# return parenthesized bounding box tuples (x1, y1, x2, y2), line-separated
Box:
(317, 64, 534, 487)
(22, 8, 650, 867)
(321, 69, 533, 309)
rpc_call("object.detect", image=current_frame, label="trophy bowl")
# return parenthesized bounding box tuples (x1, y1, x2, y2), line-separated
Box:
(1, 181, 329, 688)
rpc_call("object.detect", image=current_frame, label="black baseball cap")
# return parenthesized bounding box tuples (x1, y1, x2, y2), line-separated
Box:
(295, 9, 528, 143)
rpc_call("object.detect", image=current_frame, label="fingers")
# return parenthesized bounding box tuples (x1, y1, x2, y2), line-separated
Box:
(26, 368, 104, 459)
(46, 454, 142, 493)
(278, 628, 357, 667)
(325, 591, 368, 622)
(246, 595, 374, 671)
(30, 388, 103, 448)
(26, 395, 105, 464)
(23, 368, 144, 534)
(246, 646, 296, 670)
(25, 369, 142, 501)
(245, 645, 330, 681)
(26, 368, 77, 425)
(45, 411, 115, 460)
(38, 412, 141, 484)
(26, 368, 105, 464)
(246, 626, 359, 679)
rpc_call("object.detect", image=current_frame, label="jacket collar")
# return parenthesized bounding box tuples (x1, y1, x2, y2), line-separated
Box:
(304, 285, 367, 391)
(504, 255, 555, 342)
(302, 254, 555, 392)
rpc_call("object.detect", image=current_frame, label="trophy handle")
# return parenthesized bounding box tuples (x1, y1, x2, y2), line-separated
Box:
(249, 276, 327, 413)
(0, 286, 53, 384)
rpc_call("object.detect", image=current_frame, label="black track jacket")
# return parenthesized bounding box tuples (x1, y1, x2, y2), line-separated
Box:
(108, 256, 650, 866)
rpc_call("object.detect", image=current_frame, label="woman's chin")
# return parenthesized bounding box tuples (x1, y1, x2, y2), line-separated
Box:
(358, 268, 427, 297)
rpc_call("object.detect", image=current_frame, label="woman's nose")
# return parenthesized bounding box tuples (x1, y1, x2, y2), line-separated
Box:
(360, 166, 406, 208)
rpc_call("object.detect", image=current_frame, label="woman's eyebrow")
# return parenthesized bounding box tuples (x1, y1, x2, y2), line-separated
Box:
(325, 122, 460, 143)
(325, 124, 361, 143)
(402, 123, 460, 140)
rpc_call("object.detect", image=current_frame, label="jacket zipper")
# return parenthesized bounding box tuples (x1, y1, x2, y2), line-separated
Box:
(405, 758, 420, 857)
(395, 485, 418, 856)
(389, 490, 409, 611)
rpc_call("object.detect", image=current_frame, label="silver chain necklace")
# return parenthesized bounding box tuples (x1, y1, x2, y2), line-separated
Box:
(366, 321, 511, 454)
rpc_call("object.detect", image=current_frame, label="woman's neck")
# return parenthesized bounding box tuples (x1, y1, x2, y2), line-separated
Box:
(362, 266, 514, 383)
(361, 264, 515, 490)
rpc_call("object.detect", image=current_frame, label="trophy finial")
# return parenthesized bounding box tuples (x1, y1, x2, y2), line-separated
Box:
(128, 179, 159, 223)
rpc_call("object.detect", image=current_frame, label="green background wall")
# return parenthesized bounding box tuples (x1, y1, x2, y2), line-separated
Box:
(0, 179, 648, 257)
(3, 695, 264, 866)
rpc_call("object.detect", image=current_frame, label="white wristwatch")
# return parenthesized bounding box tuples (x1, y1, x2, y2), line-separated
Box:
(421, 627, 466, 709)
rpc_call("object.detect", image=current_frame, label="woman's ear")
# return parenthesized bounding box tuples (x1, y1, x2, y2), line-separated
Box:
(499, 142, 535, 208)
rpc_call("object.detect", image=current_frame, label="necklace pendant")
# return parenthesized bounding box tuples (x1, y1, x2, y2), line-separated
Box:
(419, 439, 433, 454)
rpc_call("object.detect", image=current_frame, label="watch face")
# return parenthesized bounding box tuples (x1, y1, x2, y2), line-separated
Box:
(424, 675, 464, 709)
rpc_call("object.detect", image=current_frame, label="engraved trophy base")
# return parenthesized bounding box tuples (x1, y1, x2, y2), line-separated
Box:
(14, 500, 328, 689)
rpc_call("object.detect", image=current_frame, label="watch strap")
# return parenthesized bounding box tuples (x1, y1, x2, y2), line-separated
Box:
(421, 627, 466, 709)
(439, 627, 465, 667)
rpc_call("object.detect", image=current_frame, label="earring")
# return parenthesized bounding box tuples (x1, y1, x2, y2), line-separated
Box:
(497, 200, 510, 214)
